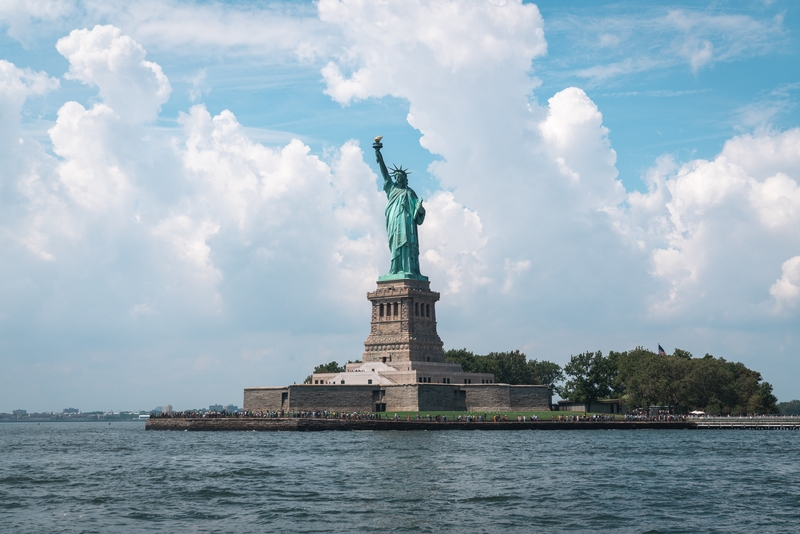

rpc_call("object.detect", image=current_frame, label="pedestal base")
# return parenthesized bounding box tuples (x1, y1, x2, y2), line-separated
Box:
(362, 278, 444, 364)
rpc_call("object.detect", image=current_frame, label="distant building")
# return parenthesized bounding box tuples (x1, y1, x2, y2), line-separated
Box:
(209, 404, 223, 411)
(162, 404, 173, 413)
(224, 404, 238, 412)
(12, 409, 27, 416)
(63, 408, 79, 414)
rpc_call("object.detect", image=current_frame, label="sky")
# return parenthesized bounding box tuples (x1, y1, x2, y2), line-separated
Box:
(1, 0, 799, 412)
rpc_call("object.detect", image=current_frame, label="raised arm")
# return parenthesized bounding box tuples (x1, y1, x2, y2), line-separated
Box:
(373, 139, 391, 186)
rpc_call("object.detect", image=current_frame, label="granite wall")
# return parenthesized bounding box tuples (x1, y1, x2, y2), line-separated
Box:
(243, 387, 288, 411)
(383, 385, 419, 411)
(244, 384, 551, 413)
(508, 385, 551, 411)
(289, 385, 376, 412)
(418, 384, 467, 411)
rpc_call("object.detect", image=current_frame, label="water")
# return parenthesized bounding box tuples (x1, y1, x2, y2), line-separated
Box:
(1, 422, 799, 533)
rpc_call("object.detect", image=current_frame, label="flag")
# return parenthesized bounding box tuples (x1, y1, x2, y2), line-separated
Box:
(658, 344, 667, 356)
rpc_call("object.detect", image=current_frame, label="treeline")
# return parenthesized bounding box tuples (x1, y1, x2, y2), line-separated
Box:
(778, 400, 800, 416)
(307, 347, 782, 415)
(444, 349, 563, 389)
(559, 347, 779, 415)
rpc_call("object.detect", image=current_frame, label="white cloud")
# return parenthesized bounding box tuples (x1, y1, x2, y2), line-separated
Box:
(559, 7, 785, 83)
(49, 102, 131, 211)
(56, 24, 171, 122)
(85, 0, 325, 60)
(0, 0, 327, 62)
(0, 0, 75, 44)
(770, 256, 800, 312)
(421, 191, 489, 294)
(540, 87, 623, 209)
(684, 39, 713, 72)
(0, 60, 59, 151)
(0, 59, 60, 104)
(187, 68, 208, 102)
(734, 83, 800, 130)
(0, 60, 63, 263)
(1, 1, 800, 410)
(624, 129, 800, 317)
(314, 2, 637, 325)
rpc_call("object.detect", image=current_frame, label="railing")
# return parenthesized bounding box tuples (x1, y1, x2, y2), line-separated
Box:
(692, 416, 800, 430)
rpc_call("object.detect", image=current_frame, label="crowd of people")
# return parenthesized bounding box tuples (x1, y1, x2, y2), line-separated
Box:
(551, 414, 618, 422)
(152, 410, 387, 419)
(151, 410, 650, 422)
(624, 413, 686, 422)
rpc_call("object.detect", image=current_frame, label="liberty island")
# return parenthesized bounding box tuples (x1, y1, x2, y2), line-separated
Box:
(239, 137, 551, 414)
(145, 138, 793, 429)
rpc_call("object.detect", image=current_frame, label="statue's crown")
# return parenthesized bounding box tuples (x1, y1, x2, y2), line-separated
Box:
(390, 164, 411, 176)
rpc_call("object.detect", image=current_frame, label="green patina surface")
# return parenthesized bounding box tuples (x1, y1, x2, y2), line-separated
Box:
(373, 138, 427, 281)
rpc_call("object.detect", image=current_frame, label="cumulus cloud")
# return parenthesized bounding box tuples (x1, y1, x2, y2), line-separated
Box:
(421, 191, 489, 294)
(2, 2, 799, 410)
(539, 87, 623, 208)
(0, 60, 62, 263)
(770, 256, 800, 312)
(626, 129, 800, 317)
(49, 102, 131, 211)
(0, 60, 59, 151)
(56, 24, 171, 121)
(0, 0, 74, 44)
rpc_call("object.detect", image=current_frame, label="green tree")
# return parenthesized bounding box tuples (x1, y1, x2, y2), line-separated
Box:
(559, 350, 616, 406)
(528, 359, 564, 390)
(778, 400, 800, 415)
(617, 346, 689, 410)
(313, 361, 345, 374)
(445, 348, 562, 387)
(485, 350, 530, 384)
(755, 382, 779, 414)
(617, 347, 655, 407)
(445, 348, 480, 373)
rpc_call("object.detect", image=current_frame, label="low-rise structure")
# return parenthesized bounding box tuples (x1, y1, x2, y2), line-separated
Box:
(244, 383, 550, 413)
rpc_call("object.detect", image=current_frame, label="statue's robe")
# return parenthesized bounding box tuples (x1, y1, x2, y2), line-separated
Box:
(384, 180, 425, 276)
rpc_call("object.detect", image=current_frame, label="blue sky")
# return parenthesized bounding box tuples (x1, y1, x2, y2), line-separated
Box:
(1, 0, 799, 412)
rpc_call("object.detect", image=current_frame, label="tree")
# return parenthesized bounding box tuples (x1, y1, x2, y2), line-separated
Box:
(615, 348, 778, 415)
(559, 351, 616, 406)
(778, 400, 800, 416)
(313, 361, 345, 374)
(681, 356, 732, 413)
(755, 382, 779, 414)
(612, 348, 665, 408)
(445, 348, 562, 387)
(528, 359, 564, 390)
(673, 348, 693, 360)
(485, 351, 530, 384)
(445, 349, 480, 373)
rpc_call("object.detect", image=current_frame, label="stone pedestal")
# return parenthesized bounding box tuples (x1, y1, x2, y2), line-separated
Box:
(362, 278, 445, 364)
(310, 277, 494, 389)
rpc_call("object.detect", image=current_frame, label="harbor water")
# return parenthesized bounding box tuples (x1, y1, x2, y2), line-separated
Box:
(1, 421, 798, 533)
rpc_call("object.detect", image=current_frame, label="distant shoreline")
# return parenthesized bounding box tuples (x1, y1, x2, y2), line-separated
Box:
(0, 419, 146, 423)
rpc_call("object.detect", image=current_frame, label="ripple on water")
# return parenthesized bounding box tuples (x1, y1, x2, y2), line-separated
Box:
(1, 423, 800, 533)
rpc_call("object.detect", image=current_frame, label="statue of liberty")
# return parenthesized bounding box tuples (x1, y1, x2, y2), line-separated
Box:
(373, 136, 427, 281)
